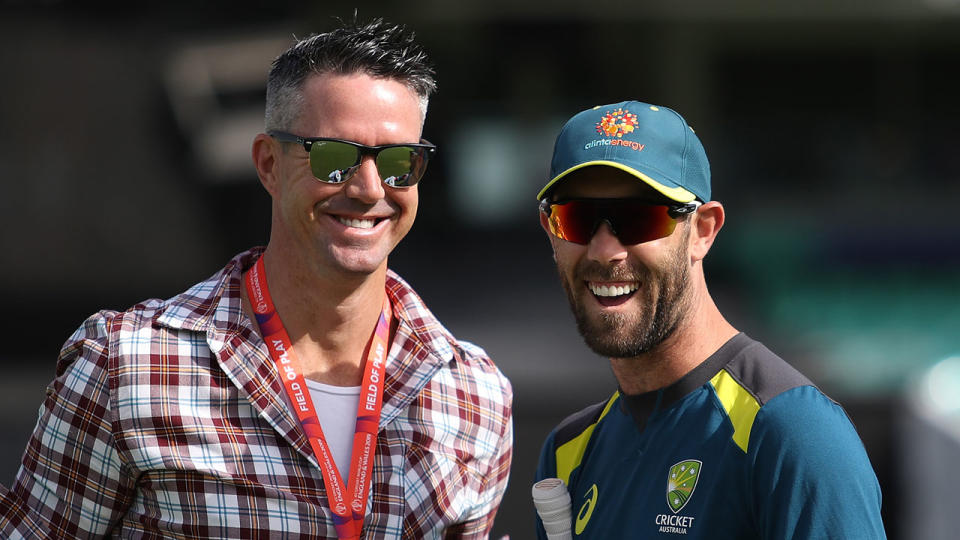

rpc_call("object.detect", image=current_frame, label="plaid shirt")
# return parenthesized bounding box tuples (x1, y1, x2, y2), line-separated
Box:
(0, 249, 513, 539)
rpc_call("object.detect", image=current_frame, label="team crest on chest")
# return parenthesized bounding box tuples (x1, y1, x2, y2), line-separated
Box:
(666, 459, 702, 513)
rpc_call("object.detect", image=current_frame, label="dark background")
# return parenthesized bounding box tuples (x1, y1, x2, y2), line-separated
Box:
(2, 1, 959, 538)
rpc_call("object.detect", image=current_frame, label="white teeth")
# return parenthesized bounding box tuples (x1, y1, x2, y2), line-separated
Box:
(589, 282, 639, 297)
(337, 217, 376, 229)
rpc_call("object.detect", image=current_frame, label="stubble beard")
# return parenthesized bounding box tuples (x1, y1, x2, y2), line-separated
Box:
(559, 231, 693, 358)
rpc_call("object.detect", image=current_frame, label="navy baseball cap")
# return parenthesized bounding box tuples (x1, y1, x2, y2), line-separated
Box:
(538, 101, 710, 203)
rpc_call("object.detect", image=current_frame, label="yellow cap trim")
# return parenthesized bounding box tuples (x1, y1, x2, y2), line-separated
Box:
(710, 370, 761, 453)
(537, 161, 697, 203)
(555, 392, 620, 485)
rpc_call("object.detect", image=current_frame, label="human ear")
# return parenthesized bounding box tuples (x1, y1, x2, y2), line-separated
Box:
(689, 201, 725, 262)
(251, 133, 281, 198)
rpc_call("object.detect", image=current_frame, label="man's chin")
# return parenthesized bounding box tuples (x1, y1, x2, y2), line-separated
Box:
(582, 337, 640, 359)
(324, 244, 393, 275)
(575, 313, 636, 357)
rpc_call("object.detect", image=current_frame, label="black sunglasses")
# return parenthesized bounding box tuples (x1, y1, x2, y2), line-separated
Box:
(539, 197, 701, 245)
(268, 131, 437, 187)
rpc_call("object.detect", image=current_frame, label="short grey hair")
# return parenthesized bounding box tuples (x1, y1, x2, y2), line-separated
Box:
(265, 18, 437, 132)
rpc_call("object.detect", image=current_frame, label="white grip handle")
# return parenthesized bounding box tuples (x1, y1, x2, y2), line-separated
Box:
(532, 478, 573, 540)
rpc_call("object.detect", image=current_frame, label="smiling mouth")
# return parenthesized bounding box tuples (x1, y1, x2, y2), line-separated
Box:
(588, 282, 639, 297)
(336, 216, 383, 229)
(587, 281, 639, 307)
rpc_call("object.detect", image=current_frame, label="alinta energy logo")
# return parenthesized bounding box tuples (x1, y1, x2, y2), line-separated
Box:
(584, 107, 646, 152)
(596, 108, 638, 138)
(655, 459, 701, 535)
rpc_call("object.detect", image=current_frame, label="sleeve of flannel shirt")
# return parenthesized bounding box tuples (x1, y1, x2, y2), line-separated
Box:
(0, 311, 134, 538)
(444, 364, 514, 540)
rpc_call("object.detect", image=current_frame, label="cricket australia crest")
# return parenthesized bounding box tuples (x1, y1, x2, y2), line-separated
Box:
(666, 460, 702, 513)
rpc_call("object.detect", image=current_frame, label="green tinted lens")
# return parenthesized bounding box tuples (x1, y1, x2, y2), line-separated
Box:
(309, 141, 359, 183)
(376, 146, 420, 187)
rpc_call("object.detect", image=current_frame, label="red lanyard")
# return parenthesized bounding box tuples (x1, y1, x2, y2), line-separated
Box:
(244, 257, 390, 540)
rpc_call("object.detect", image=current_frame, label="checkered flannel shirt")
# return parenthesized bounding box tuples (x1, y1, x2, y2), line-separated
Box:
(0, 248, 513, 539)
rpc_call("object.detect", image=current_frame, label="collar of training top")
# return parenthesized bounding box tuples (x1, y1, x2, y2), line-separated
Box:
(618, 332, 749, 432)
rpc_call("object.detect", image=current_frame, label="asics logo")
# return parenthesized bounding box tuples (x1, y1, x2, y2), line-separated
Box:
(575, 483, 599, 535)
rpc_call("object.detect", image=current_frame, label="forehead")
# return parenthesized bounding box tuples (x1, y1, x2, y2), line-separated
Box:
(295, 72, 423, 142)
(550, 166, 665, 201)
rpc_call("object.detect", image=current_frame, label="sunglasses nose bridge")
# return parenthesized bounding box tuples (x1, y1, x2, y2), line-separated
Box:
(597, 217, 617, 238)
(343, 156, 386, 201)
(335, 147, 379, 183)
(578, 216, 617, 244)
(357, 147, 394, 183)
(574, 217, 617, 245)
(585, 219, 630, 262)
(592, 218, 624, 243)
(349, 147, 374, 169)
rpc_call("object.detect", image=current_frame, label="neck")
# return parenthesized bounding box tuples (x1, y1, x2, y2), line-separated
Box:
(610, 282, 737, 396)
(246, 245, 389, 386)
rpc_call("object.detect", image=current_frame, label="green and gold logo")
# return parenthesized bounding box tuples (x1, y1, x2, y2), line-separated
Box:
(666, 460, 702, 514)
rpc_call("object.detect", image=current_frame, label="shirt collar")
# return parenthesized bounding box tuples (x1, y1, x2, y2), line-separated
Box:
(152, 248, 463, 434)
(385, 269, 455, 365)
(619, 333, 749, 431)
(152, 247, 455, 365)
(154, 248, 259, 340)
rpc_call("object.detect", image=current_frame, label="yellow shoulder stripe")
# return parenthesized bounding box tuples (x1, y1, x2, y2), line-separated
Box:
(710, 370, 761, 452)
(555, 392, 620, 485)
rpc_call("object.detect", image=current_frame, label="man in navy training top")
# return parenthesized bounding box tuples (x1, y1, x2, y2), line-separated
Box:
(533, 100, 885, 539)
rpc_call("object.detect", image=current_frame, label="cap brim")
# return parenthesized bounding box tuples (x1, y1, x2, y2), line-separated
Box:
(537, 161, 697, 203)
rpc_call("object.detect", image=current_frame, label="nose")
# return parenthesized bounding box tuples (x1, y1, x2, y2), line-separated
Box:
(343, 156, 385, 203)
(586, 221, 628, 264)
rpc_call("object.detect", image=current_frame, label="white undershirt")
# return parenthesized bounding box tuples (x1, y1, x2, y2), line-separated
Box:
(303, 379, 362, 481)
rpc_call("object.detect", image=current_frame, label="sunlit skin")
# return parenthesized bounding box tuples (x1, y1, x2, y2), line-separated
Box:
(541, 167, 737, 394)
(249, 73, 424, 385)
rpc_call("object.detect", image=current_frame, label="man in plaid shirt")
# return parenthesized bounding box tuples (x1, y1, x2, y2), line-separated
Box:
(0, 18, 513, 539)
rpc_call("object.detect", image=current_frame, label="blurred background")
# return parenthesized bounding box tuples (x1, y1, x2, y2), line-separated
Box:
(2, 1, 959, 538)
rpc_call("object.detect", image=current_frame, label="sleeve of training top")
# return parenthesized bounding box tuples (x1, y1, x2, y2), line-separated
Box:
(0, 311, 132, 538)
(748, 385, 886, 540)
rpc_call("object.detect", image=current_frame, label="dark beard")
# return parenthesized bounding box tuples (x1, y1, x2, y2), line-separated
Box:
(559, 228, 692, 358)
